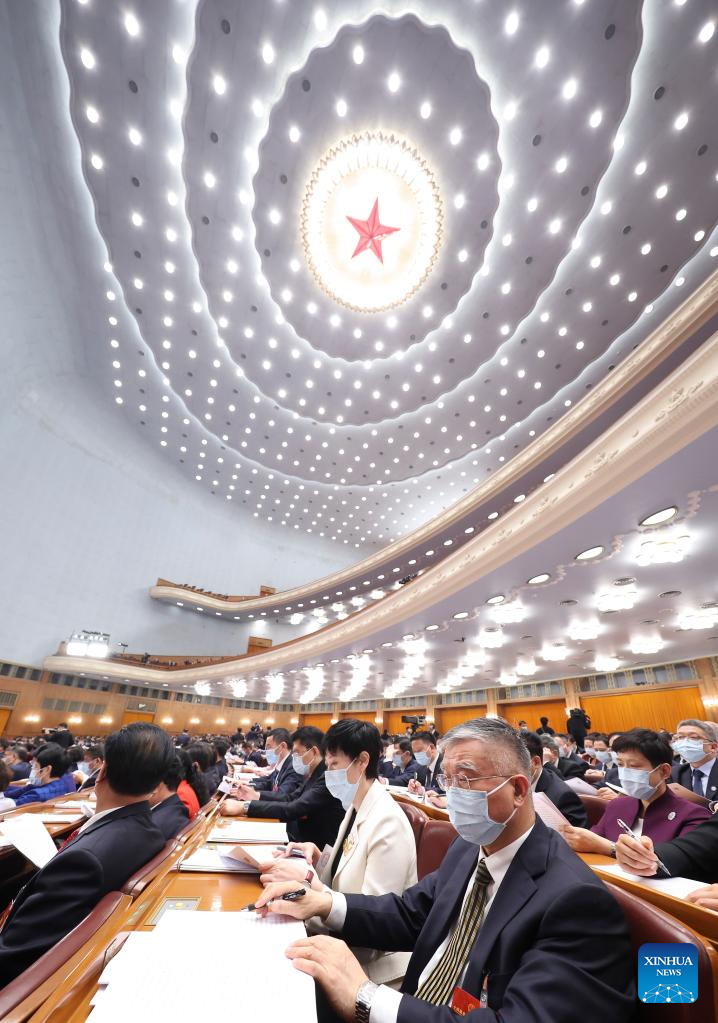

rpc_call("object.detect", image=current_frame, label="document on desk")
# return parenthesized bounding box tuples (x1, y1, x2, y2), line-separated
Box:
(0, 814, 58, 867)
(591, 863, 709, 897)
(89, 911, 316, 1021)
(532, 791, 571, 831)
(208, 821, 288, 844)
(178, 844, 268, 873)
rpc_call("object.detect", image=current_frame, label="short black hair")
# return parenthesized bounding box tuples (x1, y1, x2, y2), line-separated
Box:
(86, 743, 105, 761)
(35, 742, 72, 778)
(521, 731, 543, 760)
(0, 761, 11, 790)
(187, 741, 214, 772)
(540, 717, 549, 725)
(323, 719, 381, 780)
(411, 731, 436, 746)
(105, 723, 176, 796)
(213, 739, 230, 758)
(612, 728, 673, 769)
(161, 753, 183, 792)
(13, 745, 29, 763)
(397, 739, 413, 755)
(266, 728, 291, 747)
(292, 725, 324, 752)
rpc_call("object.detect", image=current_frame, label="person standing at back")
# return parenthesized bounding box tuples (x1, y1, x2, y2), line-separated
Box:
(49, 722, 74, 749)
(0, 722, 174, 985)
(536, 716, 555, 736)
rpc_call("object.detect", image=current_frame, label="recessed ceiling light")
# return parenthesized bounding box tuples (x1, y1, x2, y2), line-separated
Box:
(527, 573, 550, 585)
(562, 78, 578, 100)
(449, 126, 462, 146)
(80, 47, 95, 69)
(352, 44, 365, 64)
(128, 127, 142, 146)
(453, 611, 469, 620)
(212, 73, 226, 96)
(588, 108, 603, 128)
(505, 10, 520, 35)
(387, 71, 401, 93)
(261, 41, 275, 64)
(698, 20, 715, 43)
(425, 624, 439, 631)
(90, 153, 103, 170)
(335, 98, 348, 117)
(554, 156, 568, 174)
(486, 594, 505, 605)
(575, 545, 604, 561)
(124, 12, 140, 36)
(674, 111, 689, 131)
(640, 505, 678, 526)
(419, 100, 431, 119)
(534, 45, 550, 69)
(85, 104, 99, 123)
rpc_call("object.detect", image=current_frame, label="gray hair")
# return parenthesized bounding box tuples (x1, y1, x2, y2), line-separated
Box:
(438, 717, 531, 775)
(540, 735, 559, 753)
(677, 719, 718, 743)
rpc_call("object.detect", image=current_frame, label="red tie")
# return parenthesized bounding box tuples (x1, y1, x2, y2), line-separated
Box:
(59, 827, 82, 850)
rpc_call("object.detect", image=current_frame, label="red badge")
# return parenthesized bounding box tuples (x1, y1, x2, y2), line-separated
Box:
(450, 986, 483, 1015)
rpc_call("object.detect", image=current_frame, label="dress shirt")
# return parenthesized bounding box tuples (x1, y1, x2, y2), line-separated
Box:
(425, 755, 440, 790)
(325, 825, 535, 1023)
(76, 806, 118, 835)
(692, 758, 716, 796)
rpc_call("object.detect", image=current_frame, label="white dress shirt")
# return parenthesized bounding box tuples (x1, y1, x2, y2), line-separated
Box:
(692, 757, 716, 796)
(325, 825, 535, 1023)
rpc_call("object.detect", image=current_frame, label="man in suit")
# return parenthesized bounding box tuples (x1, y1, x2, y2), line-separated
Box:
(2, 745, 31, 782)
(540, 736, 589, 782)
(0, 722, 174, 985)
(522, 732, 588, 827)
(222, 726, 345, 849)
(49, 723, 74, 749)
(244, 727, 303, 799)
(670, 718, 718, 801)
(407, 731, 444, 797)
(258, 717, 635, 1022)
(77, 743, 104, 791)
(388, 740, 420, 787)
(151, 754, 190, 840)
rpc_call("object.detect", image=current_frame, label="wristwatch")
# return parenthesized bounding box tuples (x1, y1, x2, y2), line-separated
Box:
(304, 868, 315, 885)
(243, 801, 251, 813)
(609, 842, 617, 858)
(355, 980, 378, 1023)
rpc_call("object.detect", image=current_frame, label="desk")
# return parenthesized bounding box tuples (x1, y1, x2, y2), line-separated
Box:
(390, 790, 449, 821)
(0, 795, 87, 854)
(25, 814, 266, 1023)
(581, 852, 718, 949)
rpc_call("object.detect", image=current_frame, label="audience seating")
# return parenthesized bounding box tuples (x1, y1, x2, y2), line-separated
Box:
(397, 800, 426, 853)
(416, 819, 458, 880)
(0, 891, 131, 1021)
(606, 881, 718, 1022)
(579, 793, 608, 827)
(120, 839, 178, 897)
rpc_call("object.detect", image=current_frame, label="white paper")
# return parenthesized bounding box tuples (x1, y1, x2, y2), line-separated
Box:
(209, 821, 288, 844)
(88, 911, 316, 1022)
(0, 814, 58, 867)
(178, 845, 260, 873)
(36, 813, 85, 823)
(533, 791, 571, 830)
(591, 862, 709, 897)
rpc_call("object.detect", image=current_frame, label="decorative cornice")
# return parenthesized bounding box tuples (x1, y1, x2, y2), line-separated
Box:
(47, 329, 718, 685)
(150, 270, 718, 615)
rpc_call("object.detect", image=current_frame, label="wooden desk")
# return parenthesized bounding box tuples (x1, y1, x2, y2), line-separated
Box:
(581, 852, 718, 948)
(26, 815, 265, 1023)
(0, 796, 88, 853)
(390, 790, 449, 821)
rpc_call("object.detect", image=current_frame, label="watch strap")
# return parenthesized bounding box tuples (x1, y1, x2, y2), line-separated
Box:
(355, 980, 378, 1023)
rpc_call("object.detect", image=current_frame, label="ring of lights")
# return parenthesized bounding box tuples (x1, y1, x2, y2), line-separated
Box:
(300, 131, 443, 313)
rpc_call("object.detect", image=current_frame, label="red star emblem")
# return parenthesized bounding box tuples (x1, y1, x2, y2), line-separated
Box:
(346, 198, 399, 264)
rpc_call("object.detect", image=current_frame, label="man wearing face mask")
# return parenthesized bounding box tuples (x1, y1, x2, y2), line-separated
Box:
(233, 727, 302, 801)
(561, 728, 710, 856)
(388, 740, 419, 787)
(220, 726, 345, 850)
(76, 744, 105, 791)
(523, 732, 587, 827)
(407, 731, 444, 797)
(256, 717, 635, 1023)
(670, 718, 718, 800)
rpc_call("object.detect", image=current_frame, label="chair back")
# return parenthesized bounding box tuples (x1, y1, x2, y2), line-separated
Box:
(417, 819, 458, 880)
(397, 800, 426, 853)
(0, 891, 129, 1020)
(579, 793, 608, 826)
(120, 839, 177, 897)
(606, 881, 718, 1022)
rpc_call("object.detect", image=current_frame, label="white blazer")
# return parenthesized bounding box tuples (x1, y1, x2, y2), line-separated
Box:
(316, 779, 418, 984)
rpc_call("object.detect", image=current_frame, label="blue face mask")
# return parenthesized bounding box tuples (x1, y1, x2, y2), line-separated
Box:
(672, 739, 708, 764)
(414, 750, 431, 767)
(610, 751, 620, 765)
(618, 765, 661, 801)
(393, 753, 403, 767)
(265, 748, 279, 766)
(292, 751, 310, 776)
(28, 767, 39, 785)
(593, 749, 612, 764)
(325, 760, 361, 810)
(447, 778, 517, 846)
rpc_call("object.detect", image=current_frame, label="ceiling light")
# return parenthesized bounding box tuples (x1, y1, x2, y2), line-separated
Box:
(505, 10, 520, 35)
(600, 200, 613, 215)
(517, 655, 538, 676)
(675, 208, 687, 221)
(128, 127, 142, 146)
(261, 41, 275, 64)
(90, 153, 103, 170)
(85, 104, 99, 123)
(387, 71, 401, 93)
(677, 606, 718, 631)
(124, 12, 140, 36)
(641, 243, 652, 255)
(555, 156, 568, 174)
(534, 45, 550, 69)
(352, 44, 365, 64)
(588, 109, 603, 128)
(568, 620, 600, 641)
(80, 47, 95, 69)
(500, 671, 519, 686)
(541, 642, 569, 662)
(453, 611, 469, 620)
(479, 627, 505, 648)
(562, 78, 578, 100)
(527, 573, 550, 585)
(698, 20, 715, 43)
(576, 545, 604, 561)
(203, 170, 216, 188)
(674, 111, 689, 131)
(212, 73, 226, 96)
(639, 506, 678, 527)
(476, 152, 490, 171)
(635, 530, 690, 567)
(655, 183, 668, 199)
(594, 655, 620, 673)
(420, 100, 431, 119)
(486, 594, 505, 605)
(635, 160, 647, 176)
(131, 211, 143, 227)
(493, 601, 526, 624)
(449, 126, 462, 145)
(526, 196, 538, 212)
(548, 218, 561, 234)
(314, 7, 328, 30)
(630, 635, 664, 656)
(335, 98, 348, 117)
(597, 582, 637, 613)
(288, 124, 301, 144)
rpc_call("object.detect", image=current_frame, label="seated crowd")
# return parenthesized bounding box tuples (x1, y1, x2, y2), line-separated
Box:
(3, 713, 718, 1015)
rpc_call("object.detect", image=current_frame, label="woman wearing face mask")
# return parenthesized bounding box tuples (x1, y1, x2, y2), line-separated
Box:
(260, 719, 417, 986)
(561, 729, 711, 855)
(3, 743, 76, 806)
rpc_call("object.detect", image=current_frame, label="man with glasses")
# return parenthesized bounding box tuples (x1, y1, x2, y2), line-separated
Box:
(257, 717, 635, 1023)
(670, 719, 718, 801)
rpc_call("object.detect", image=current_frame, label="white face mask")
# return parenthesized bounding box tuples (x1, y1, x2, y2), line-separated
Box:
(618, 765, 662, 801)
(325, 759, 362, 810)
(447, 778, 518, 846)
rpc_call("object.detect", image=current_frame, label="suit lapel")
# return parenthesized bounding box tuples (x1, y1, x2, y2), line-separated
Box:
(333, 782, 383, 883)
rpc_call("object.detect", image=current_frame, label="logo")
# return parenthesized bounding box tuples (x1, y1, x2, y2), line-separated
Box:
(638, 943, 698, 1004)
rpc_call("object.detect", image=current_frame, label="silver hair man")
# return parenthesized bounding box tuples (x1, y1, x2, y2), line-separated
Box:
(438, 716, 531, 776)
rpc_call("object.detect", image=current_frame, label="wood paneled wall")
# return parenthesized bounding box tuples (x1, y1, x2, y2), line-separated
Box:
(579, 687, 704, 734)
(434, 706, 488, 733)
(339, 711, 379, 724)
(497, 699, 567, 732)
(385, 708, 426, 734)
(298, 712, 334, 732)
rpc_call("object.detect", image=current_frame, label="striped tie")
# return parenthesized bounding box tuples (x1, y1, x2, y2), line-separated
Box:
(415, 858, 493, 1005)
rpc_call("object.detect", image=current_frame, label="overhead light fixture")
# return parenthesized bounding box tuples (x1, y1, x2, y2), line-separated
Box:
(194, 681, 211, 696)
(500, 670, 519, 686)
(594, 655, 621, 672)
(479, 626, 505, 648)
(527, 573, 550, 585)
(575, 545, 604, 561)
(639, 507, 678, 527)
(540, 642, 569, 662)
(597, 581, 637, 613)
(630, 635, 664, 656)
(227, 678, 247, 699)
(635, 530, 690, 566)
(453, 611, 469, 620)
(65, 630, 110, 658)
(568, 620, 600, 641)
(486, 594, 505, 605)
(516, 655, 538, 676)
(492, 600, 526, 624)
(677, 606, 718, 631)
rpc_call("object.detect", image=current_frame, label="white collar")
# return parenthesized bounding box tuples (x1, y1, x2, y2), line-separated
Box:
(77, 805, 119, 834)
(481, 823, 534, 890)
(694, 757, 716, 775)
(530, 766, 542, 791)
(274, 751, 290, 771)
(429, 752, 440, 770)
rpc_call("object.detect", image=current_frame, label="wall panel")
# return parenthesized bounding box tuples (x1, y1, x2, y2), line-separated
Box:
(497, 699, 567, 732)
(339, 711, 378, 724)
(435, 706, 488, 733)
(298, 712, 334, 732)
(385, 708, 426, 734)
(579, 687, 704, 734)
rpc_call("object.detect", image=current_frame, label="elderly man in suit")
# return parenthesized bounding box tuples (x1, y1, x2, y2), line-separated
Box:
(0, 723, 174, 985)
(670, 718, 718, 801)
(258, 717, 635, 1023)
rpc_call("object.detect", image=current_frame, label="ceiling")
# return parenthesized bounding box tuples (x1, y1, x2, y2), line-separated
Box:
(37, 0, 717, 551)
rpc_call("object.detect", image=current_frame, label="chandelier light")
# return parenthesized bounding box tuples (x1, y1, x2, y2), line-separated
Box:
(635, 530, 690, 567)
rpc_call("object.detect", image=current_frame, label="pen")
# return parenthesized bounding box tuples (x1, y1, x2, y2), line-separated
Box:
(615, 818, 671, 876)
(240, 887, 307, 912)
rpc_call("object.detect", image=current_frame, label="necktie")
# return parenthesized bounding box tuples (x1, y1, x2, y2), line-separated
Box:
(692, 769, 705, 796)
(272, 769, 279, 792)
(59, 826, 82, 849)
(415, 858, 493, 1005)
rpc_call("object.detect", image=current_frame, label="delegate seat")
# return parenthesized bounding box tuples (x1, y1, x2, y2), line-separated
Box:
(416, 819, 458, 880)
(397, 800, 426, 854)
(120, 839, 178, 898)
(579, 793, 608, 827)
(605, 881, 718, 1022)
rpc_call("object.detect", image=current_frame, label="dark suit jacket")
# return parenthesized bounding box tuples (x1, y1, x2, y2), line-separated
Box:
(49, 729, 74, 749)
(152, 793, 189, 840)
(253, 755, 303, 799)
(341, 820, 635, 1022)
(390, 756, 420, 787)
(654, 814, 718, 883)
(556, 756, 589, 781)
(247, 762, 345, 849)
(415, 753, 444, 793)
(671, 758, 718, 801)
(537, 765, 588, 828)
(10, 761, 31, 781)
(0, 802, 165, 985)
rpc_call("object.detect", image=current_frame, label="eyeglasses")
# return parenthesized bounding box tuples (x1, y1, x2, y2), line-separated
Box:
(436, 772, 509, 791)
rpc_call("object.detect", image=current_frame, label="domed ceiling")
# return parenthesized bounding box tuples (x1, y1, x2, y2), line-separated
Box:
(56, 0, 718, 551)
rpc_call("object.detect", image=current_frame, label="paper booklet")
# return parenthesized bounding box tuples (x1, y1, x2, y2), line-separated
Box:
(532, 791, 571, 831)
(591, 863, 709, 898)
(179, 843, 278, 873)
(208, 821, 288, 844)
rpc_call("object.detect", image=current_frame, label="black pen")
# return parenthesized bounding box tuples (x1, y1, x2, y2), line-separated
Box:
(241, 887, 307, 912)
(616, 818, 671, 876)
